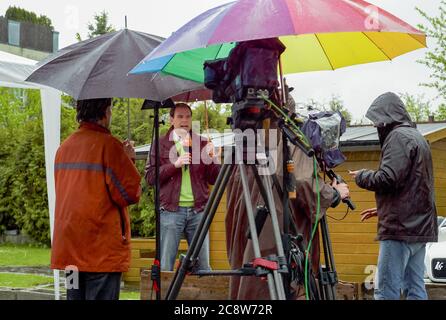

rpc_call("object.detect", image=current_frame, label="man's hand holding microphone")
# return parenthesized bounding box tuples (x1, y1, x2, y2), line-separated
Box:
(175, 136, 192, 169)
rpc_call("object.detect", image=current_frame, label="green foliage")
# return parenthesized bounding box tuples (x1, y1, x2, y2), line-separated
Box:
(300, 95, 353, 126)
(327, 95, 352, 126)
(416, 3, 446, 101)
(0, 88, 47, 243)
(129, 172, 155, 238)
(109, 98, 157, 237)
(192, 102, 231, 133)
(76, 11, 116, 41)
(11, 116, 50, 244)
(5, 6, 54, 30)
(400, 93, 433, 122)
(110, 98, 152, 145)
(88, 11, 116, 38)
(0, 89, 21, 233)
(0, 89, 77, 244)
(437, 104, 446, 120)
(60, 96, 78, 140)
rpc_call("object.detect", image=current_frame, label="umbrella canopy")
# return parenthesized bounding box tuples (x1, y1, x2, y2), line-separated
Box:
(26, 29, 209, 101)
(130, 0, 426, 83)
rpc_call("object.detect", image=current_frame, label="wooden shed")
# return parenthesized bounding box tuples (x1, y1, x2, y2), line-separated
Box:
(128, 122, 446, 286)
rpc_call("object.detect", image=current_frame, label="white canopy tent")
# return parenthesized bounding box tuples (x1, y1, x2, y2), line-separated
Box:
(0, 51, 61, 300)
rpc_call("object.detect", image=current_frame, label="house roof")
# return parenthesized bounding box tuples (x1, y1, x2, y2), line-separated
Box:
(135, 122, 446, 159)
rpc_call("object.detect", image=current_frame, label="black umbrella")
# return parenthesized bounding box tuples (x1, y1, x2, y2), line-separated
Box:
(25, 28, 208, 101)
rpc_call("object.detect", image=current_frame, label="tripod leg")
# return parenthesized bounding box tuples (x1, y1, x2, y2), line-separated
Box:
(165, 163, 233, 300)
(250, 160, 289, 300)
(250, 166, 272, 214)
(319, 215, 337, 300)
(259, 172, 288, 300)
(188, 164, 233, 266)
(238, 162, 279, 300)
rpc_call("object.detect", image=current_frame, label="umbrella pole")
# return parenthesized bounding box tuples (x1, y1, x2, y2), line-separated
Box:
(154, 104, 161, 300)
(127, 98, 131, 141)
(278, 57, 286, 108)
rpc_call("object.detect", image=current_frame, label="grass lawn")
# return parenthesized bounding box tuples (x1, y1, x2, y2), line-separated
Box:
(0, 244, 140, 299)
(0, 244, 50, 266)
(119, 290, 140, 300)
(0, 273, 53, 288)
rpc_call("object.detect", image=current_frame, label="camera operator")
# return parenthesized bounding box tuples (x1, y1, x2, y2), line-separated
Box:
(225, 98, 350, 300)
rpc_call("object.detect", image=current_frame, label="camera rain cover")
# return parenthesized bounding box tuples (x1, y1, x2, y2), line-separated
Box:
(301, 111, 347, 168)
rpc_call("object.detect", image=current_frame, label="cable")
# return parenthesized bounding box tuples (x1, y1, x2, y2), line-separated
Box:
(262, 96, 312, 149)
(304, 157, 321, 300)
(327, 208, 350, 221)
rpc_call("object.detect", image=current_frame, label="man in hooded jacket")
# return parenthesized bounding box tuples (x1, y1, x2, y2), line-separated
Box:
(349, 92, 438, 300)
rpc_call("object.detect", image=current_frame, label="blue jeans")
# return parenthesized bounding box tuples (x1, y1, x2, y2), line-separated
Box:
(374, 240, 427, 300)
(160, 207, 210, 271)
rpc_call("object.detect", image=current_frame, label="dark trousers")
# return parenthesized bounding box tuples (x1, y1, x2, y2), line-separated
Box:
(65, 271, 122, 300)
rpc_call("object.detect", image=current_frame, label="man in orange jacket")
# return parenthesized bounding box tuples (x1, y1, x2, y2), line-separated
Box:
(51, 98, 141, 300)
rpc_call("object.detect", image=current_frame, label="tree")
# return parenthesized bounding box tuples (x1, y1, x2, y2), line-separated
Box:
(0, 88, 78, 244)
(416, 3, 446, 101)
(400, 93, 433, 122)
(192, 102, 231, 134)
(436, 104, 446, 121)
(327, 95, 353, 126)
(87, 11, 116, 37)
(76, 11, 116, 41)
(298, 95, 353, 126)
(5, 6, 54, 30)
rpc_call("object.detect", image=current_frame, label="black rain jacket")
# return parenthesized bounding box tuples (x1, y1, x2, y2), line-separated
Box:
(356, 92, 438, 242)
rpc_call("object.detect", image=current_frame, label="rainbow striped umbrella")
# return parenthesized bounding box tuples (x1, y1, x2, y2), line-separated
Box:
(130, 0, 426, 83)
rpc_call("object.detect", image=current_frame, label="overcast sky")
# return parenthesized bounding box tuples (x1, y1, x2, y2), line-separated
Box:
(0, 0, 442, 121)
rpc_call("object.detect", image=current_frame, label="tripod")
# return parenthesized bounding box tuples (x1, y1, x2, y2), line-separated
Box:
(165, 133, 293, 300)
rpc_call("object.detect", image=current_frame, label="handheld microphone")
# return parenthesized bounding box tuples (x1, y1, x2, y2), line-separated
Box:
(326, 169, 356, 210)
(182, 137, 191, 171)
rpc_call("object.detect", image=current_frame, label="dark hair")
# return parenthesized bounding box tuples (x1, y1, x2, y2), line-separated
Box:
(169, 103, 192, 117)
(76, 98, 112, 123)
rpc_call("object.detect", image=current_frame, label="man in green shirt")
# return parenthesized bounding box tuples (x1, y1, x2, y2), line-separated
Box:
(145, 103, 221, 271)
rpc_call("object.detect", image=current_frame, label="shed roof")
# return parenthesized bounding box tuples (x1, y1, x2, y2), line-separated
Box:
(340, 122, 446, 151)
